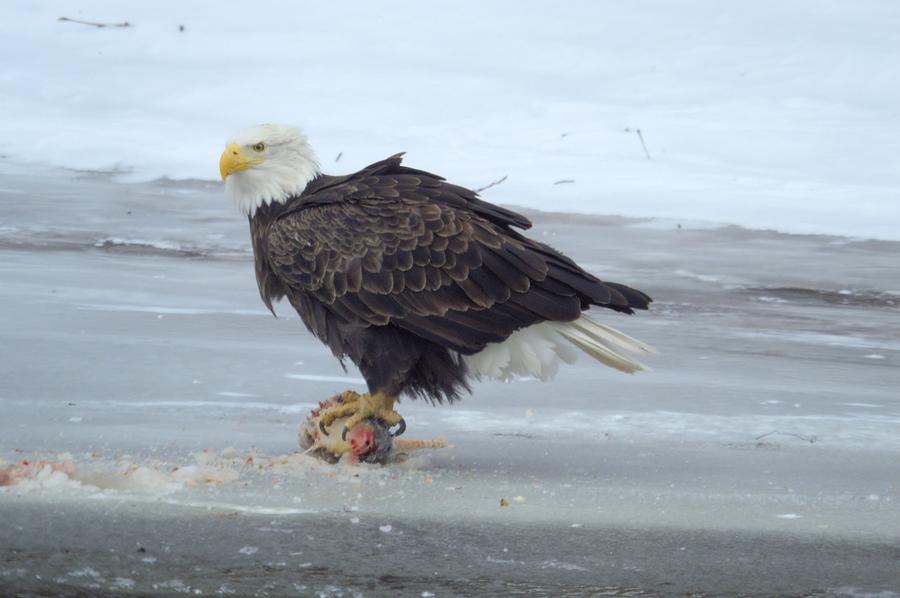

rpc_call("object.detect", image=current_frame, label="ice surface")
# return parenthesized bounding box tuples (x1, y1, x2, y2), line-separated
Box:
(1, 172, 899, 595)
(2, 1, 900, 239)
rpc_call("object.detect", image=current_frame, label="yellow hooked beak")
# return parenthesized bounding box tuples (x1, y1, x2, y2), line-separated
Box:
(219, 143, 263, 181)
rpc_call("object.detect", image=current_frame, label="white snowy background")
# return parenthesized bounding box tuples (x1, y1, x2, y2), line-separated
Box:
(2, 0, 900, 239)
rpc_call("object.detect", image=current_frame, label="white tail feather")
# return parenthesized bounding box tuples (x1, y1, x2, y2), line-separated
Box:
(463, 315, 653, 380)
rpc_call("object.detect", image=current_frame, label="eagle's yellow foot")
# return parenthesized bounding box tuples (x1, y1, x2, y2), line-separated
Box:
(317, 391, 405, 440)
(316, 390, 363, 432)
(342, 392, 404, 440)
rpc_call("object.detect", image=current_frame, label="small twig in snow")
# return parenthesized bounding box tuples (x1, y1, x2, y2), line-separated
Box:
(59, 17, 131, 28)
(636, 128, 651, 160)
(474, 175, 507, 194)
(553, 179, 575, 185)
(335, 152, 343, 163)
(755, 430, 818, 444)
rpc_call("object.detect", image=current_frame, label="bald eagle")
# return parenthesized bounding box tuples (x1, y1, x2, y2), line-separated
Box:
(220, 124, 652, 439)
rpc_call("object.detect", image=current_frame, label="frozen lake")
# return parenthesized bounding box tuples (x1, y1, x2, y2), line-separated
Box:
(1, 170, 898, 596)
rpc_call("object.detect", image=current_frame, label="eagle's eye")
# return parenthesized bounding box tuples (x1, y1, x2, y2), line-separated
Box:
(251, 142, 266, 152)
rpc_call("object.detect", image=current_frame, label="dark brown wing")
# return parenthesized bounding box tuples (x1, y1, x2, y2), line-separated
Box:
(266, 161, 650, 355)
(297, 153, 533, 231)
(250, 214, 286, 316)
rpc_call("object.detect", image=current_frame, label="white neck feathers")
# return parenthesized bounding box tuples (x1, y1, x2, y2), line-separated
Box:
(224, 126, 321, 216)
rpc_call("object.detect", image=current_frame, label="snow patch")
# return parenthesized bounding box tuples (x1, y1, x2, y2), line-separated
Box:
(2, 2, 900, 240)
(0, 451, 241, 496)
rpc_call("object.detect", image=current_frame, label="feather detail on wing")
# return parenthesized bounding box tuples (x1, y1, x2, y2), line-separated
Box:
(260, 153, 652, 371)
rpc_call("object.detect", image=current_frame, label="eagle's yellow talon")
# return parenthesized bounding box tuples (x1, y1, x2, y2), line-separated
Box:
(316, 391, 366, 436)
(390, 417, 406, 437)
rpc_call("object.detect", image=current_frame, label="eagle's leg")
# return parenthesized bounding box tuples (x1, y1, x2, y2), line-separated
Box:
(317, 391, 405, 439)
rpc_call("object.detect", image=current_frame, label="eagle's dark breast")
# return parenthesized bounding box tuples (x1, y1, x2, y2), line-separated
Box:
(249, 154, 650, 402)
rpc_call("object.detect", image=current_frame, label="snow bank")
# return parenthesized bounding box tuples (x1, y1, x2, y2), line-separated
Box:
(0, 451, 241, 496)
(1, 1, 899, 239)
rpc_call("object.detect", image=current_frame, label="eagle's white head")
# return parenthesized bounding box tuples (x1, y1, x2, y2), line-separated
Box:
(219, 123, 321, 216)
